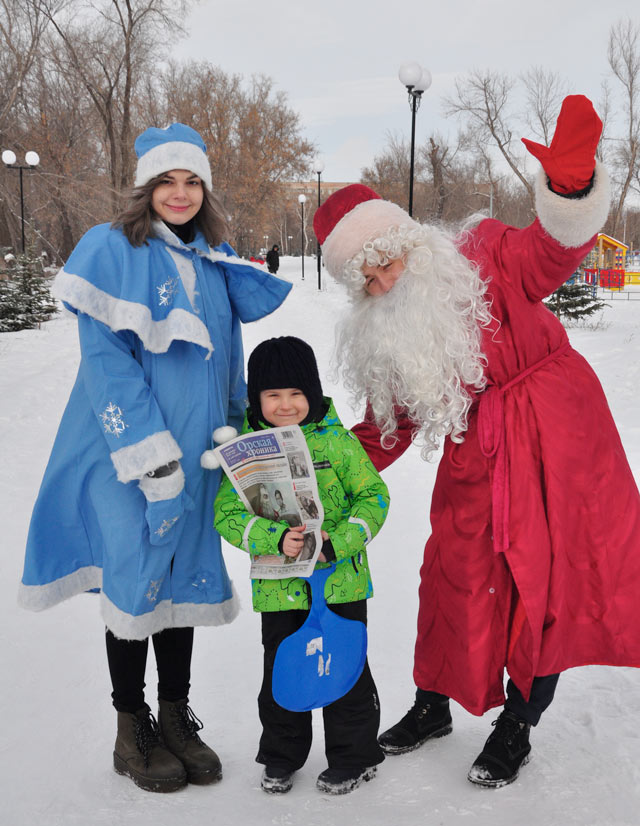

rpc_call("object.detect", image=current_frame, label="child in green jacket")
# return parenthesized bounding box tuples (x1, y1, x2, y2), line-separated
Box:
(214, 336, 389, 796)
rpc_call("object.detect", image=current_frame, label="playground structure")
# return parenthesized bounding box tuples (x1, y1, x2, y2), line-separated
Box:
(579, 233, 640, 292)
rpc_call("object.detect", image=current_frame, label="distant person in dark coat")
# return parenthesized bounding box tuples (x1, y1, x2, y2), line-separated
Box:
(266, 244, 280, 274)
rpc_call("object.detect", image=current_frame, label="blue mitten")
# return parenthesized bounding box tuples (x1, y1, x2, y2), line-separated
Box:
(139, 465, 194, 546)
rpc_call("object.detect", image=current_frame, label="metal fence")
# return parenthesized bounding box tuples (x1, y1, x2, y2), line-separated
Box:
(572, 268, 640, 300)
(597, 288, 640, 301)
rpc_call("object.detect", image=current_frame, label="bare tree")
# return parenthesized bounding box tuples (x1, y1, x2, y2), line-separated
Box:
(0, 2, 316, 260)
(0, 0, 62, 249)
(607, 17, 640, 236)
(141, 62, 315, 248)
(521, 66, 568, 145)
(361, 131, 425, 214)
(421, 133, 461, 221)
(596, 79, 613, 166)
(39, 0, 190, 208)
(465, 139, 501, 219)
(0, 0, 58, 131)
(21, 49, 109, 258)
(444, 68, 534, 202)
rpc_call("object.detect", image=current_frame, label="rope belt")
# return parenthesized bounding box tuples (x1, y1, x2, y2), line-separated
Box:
(477, 340, 571, 554)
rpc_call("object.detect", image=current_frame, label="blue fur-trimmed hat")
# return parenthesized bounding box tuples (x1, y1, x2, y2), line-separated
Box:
(134, 123, 212, 190)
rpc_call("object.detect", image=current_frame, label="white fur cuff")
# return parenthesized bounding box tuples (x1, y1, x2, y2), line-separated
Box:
(535, 161, 610, 248)
(138, 464, 185, 501)
(111, 430, 183, 483)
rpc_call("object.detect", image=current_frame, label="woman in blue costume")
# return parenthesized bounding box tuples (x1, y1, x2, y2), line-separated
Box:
(19, 123, 291, 793)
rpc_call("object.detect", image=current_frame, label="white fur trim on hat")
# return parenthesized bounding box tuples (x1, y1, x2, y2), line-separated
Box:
(535, 160, 610, 248)
(321, 199, 419, 279)
(135, 141, 213, 190)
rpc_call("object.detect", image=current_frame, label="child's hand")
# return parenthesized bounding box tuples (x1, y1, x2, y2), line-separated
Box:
(282, 525, 306, 557)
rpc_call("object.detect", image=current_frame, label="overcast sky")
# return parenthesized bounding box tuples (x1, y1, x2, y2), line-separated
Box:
(172, 0, 637, 183)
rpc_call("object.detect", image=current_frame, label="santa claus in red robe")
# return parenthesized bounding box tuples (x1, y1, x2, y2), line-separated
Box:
(313, 95, 640, 788)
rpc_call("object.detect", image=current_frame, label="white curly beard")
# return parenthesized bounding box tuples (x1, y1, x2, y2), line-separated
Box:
(335, 233, 492, 460)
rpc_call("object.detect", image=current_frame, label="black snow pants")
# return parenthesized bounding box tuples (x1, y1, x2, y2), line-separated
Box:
(256, 600, 384, 772)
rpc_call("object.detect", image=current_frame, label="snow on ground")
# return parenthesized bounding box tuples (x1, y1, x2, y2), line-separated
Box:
(2, 256, 640, 826)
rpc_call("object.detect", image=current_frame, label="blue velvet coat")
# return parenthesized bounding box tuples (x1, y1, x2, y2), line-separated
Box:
(19, 221, 291, 639)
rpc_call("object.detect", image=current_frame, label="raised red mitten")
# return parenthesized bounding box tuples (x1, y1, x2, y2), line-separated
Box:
(522, 94, 602, 194)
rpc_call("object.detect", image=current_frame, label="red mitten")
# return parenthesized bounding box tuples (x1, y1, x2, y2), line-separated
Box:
(521, 94, 602, 194)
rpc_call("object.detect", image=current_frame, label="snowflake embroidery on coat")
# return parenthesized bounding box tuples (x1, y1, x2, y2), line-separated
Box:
(191, 569, 216, 597)
(157, 276, 179, 307)
(146, 579, 163, 602)
(100, 402, 128, 437)
(155, 516, 179, 537)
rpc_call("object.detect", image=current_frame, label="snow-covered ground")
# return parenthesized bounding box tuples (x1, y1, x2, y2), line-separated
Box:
(2, 256, 639, 826)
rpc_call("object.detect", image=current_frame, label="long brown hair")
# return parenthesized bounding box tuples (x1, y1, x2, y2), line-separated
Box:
(112, 173, 229, 247)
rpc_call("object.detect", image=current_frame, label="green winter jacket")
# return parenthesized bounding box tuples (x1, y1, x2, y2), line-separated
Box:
(214, 398, 390, 612)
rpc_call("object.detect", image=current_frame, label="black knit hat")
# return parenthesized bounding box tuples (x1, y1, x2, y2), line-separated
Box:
(247, 336, 324, 426)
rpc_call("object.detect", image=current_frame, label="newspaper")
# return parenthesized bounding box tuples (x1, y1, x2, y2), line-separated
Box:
(214, 425, 325, 579)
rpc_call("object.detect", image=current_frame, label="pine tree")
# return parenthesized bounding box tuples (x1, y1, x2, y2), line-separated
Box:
(0, 275, 27, 332)
(544, 280, 607, 323)
(0, 248, 57, 332)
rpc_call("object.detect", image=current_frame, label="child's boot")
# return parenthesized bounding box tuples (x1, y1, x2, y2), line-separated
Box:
(261, 766, 295, 794)
(157, 698, 222, 785)
(316, 765, 377, 795)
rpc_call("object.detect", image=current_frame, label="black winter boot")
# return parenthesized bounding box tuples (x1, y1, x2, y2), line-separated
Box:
(316, 765, 377, 795)
(378, 691, 452, 755)
(261, 766, 295, 794)
(158, 698, 222, 785)
(467, 710, 531, 788)
(113, 705, 187, 793)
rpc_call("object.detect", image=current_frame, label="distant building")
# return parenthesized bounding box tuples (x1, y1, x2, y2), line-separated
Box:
(282, 180, 354, 202)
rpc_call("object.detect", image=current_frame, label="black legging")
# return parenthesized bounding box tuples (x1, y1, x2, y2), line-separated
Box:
(418, 672, 559, 728)
(106, 626, 194, 713)
(504, 673, 559, 726)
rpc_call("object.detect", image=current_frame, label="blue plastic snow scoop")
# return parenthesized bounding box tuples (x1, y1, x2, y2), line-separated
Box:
(272, 564, 368, 712)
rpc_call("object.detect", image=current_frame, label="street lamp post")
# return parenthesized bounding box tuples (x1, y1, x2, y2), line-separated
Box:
(312, 158, 324, 290)
(287, 234, 293, 255)
(398, 62, 431, 218)
(298, 193, 306, 280)
(2, 149, 40, 253)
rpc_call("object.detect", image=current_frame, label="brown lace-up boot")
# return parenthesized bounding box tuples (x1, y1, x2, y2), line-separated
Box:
(113, 705, 187, 793)
(158, 698, 222, 785)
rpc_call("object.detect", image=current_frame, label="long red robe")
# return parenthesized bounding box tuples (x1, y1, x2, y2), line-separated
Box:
(354, 216, 640, 716)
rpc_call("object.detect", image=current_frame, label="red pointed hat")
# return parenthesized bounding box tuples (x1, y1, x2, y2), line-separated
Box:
(313, 184, 418, 280)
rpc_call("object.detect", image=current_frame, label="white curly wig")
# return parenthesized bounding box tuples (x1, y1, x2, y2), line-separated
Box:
(334, 222, 493, 460)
